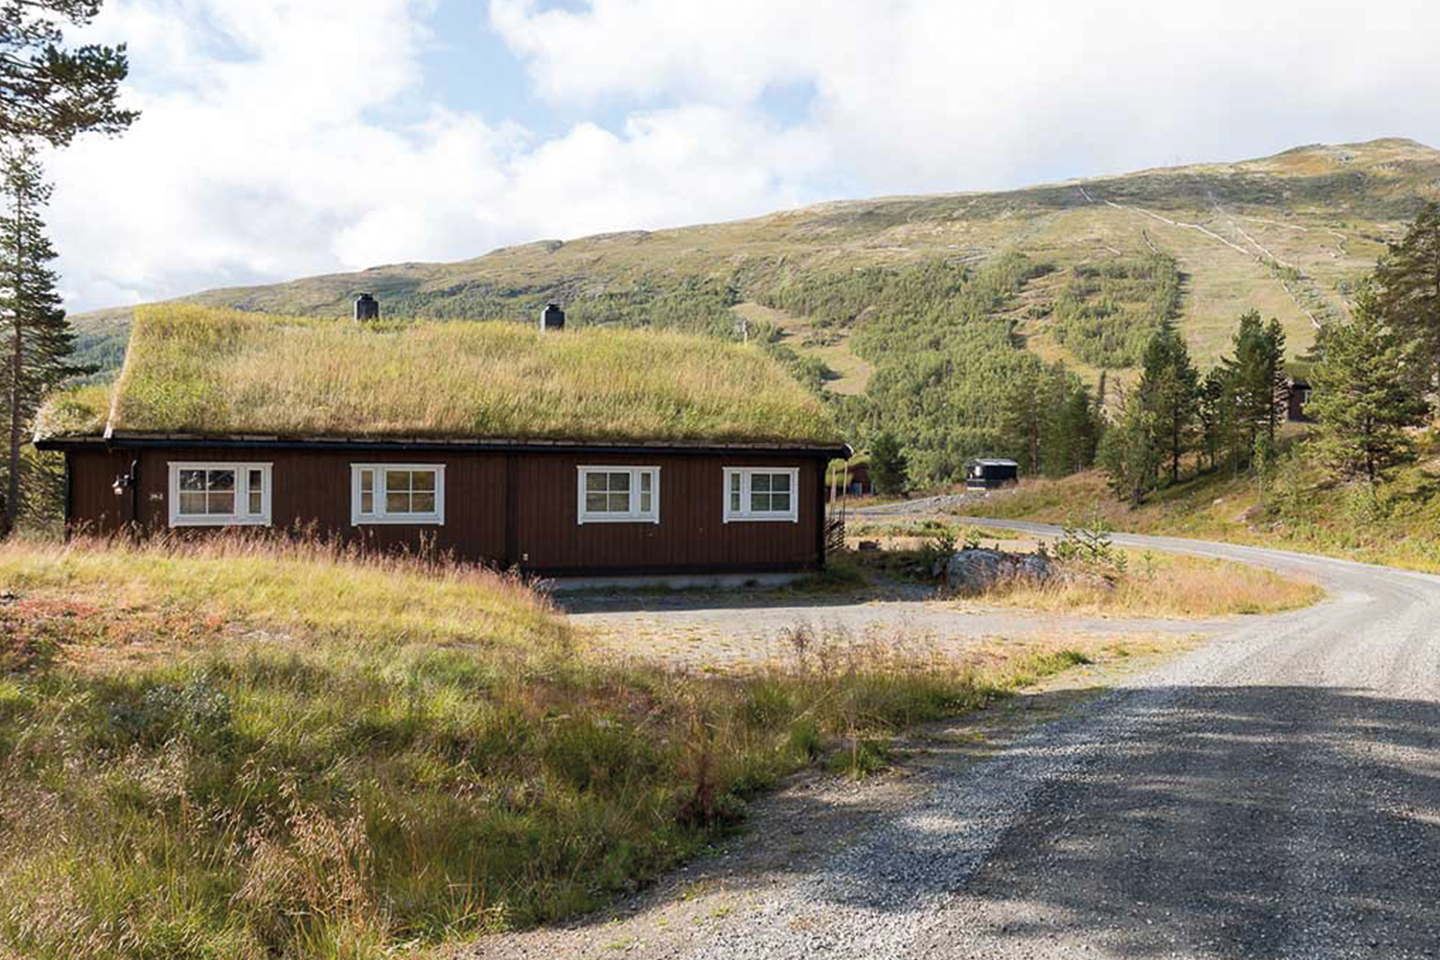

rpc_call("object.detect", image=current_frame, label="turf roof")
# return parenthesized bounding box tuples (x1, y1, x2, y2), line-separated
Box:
(35, 305, 843, 447)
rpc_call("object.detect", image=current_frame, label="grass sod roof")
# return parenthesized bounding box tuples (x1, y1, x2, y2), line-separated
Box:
(36, 304, 844, 447)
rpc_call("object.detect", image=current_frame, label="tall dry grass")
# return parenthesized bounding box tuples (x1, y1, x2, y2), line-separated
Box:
(0, 534, 1099, 959)
(978, 550, 1321, 617)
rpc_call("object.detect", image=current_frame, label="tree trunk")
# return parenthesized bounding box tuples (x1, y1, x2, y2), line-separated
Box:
(3, 185, 21, 537)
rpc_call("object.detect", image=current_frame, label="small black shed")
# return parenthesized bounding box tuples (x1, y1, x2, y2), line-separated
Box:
(966, 458, 1020, 491)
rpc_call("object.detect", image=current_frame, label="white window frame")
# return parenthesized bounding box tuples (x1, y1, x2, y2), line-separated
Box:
(168, 462, 272, 528)
(350, 464, 445, 526)
(577, 465, 661, 525)
(722, 467, 800, 523)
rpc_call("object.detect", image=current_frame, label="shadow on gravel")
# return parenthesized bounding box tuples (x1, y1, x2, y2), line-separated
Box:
(835, 685, 1440, 958)
(554, 583, 928, 616)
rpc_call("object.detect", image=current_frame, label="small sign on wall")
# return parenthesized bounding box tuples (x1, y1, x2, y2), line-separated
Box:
(149, 492, 165, 502)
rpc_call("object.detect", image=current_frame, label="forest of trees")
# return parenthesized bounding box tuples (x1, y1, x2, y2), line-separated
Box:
(1098, 200, 1440, 505)
(832, 199, 1440, 504)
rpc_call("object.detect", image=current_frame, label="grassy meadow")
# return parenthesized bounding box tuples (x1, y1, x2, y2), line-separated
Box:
(0, 535, 1106, 959)
(39, 304, 842, 445)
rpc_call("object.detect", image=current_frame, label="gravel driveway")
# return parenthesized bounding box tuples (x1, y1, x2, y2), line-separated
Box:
(566, 588, 1227, 671)
(482, 522, 1440, 959)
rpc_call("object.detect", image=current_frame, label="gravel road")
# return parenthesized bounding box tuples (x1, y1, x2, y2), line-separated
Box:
(590, 523, 1440, 959)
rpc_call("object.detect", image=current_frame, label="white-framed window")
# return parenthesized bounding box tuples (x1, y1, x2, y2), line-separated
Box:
(351, 464, 445, 525)
(577, 466, 660, 524)
(722, 467, 800, 523)
(168, 462, 272, 527)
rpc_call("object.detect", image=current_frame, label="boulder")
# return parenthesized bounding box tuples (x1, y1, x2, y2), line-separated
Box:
(943, 548, 1056, 594)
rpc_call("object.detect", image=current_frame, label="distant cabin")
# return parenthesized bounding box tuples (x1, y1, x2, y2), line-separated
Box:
(965, 458, 1019, 491)
(34, 304, 849, 578)
(827, 459, 870, 500)
(1286, 377, 1313, 422)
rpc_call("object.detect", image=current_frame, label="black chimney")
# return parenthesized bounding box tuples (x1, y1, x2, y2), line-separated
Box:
(540, 302, 565, 332)
(354, 293, 380, 321)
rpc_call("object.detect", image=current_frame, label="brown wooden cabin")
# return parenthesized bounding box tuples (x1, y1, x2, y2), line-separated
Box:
(40, 436, 846, 577)
(827, 459, 870, 500)
(1286, 378, 1312, 422)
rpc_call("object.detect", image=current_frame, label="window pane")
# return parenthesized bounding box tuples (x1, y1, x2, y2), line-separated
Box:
(208, 470, 235, 492)
(608, 493, 629, 512)
(360, 470, 374, 494)
(179, 470, 206, 492)
(752, 474, 771, 493)
(610, 472, 630, 492)
(207, 491, 235, 515)
(640, 472, 652, 493)
(771, 492, 791, 513)
(412, 492, 436, 514)
(771, 474, 791, 493)
(585, 493, 608, 512)
(386, 470, 413, 493)
(178, 492, 207, 515)
(585, 473, 608, 493)
(729, 473, 742, 512)
(640, 492, 652, 513)
(386, 492, 410, 513)
(361, 491, 374, 514)
(412, 471, 435, 492)
(248, 469, 264, 516)
(752, 492, 772, 512)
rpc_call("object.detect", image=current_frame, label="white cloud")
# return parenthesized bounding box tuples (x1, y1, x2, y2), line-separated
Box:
(48, 0, 825, 311)
(44, 0, 1440, 312)
(491, 0, 1440, 188)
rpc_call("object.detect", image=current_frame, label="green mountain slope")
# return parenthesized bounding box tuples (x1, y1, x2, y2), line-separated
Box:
(70, 137, 1440, 480)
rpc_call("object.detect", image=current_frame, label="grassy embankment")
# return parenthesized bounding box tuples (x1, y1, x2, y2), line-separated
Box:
(977, 550, 1321, 617)
(844, 516, 1320, 616)
(0, 536, 1106, 960)
(961, 437, 1440, 573)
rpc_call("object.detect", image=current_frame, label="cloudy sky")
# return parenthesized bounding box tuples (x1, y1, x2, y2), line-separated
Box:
(48, 0, 1440, 312)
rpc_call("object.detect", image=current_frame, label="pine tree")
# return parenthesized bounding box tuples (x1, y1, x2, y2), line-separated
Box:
(0, 142, 87, 533)
(1001, 359, 1045, 475)
(1221, 311, 1286, 469)
(1099, 384, 1159, 507)
(1373, 201, 1440, 394)
(1196, 366, 1230, 473)
(1308, 291, 1430, 487)
(0, 1, 137, 146)
(1137, 319, 1199, 485)
(868, 430, 909, 496)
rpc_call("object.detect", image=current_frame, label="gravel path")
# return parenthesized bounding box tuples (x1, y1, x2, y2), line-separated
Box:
(497, 523, 1440, 959)
(567, 590, 1226, 671)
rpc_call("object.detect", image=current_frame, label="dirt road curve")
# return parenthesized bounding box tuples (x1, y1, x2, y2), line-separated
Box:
(561, 524, 1440, 959)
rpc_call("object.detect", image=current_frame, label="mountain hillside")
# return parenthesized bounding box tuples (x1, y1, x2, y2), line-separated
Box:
(70, 138, 1440, 481)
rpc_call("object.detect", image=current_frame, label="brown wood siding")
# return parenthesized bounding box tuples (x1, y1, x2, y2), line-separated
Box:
(63, 446, 825, 574)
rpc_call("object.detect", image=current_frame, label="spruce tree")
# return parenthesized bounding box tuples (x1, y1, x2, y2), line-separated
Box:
(1137, 319, 1199, 485)
(1373, 201, 1440, 394)
(0, 142, 86, 533)
(1308, 291, 1430, 487)
(868, 430, 909, 496)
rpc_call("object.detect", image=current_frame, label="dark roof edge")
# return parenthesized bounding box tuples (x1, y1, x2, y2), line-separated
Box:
(37, 433, 852, 459)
